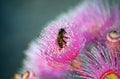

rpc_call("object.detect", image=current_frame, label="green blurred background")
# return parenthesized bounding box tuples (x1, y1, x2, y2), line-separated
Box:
(0, 0, 83, 79)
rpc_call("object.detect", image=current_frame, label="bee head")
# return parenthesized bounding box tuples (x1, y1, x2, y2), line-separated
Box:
(59, 28, 66, 34)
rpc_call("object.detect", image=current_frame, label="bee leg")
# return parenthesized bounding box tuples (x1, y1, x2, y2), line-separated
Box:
(63, 36, 69, 39)
(62, 39, 67, 47)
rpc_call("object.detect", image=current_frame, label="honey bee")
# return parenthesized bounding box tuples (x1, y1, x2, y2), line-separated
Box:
(57, 28, 68, 48)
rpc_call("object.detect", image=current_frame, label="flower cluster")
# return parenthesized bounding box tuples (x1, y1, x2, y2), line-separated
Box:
(14, 0, 120, 79)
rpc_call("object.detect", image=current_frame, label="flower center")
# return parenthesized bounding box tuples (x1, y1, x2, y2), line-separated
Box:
(104, 73, 119, 79)
(100, 70, 119, 79)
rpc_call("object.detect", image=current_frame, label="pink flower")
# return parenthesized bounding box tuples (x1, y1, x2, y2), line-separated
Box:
(71, 1, 120, 43)
(20, 1, 120, 79)
(77, 43, 120, 79)
(43, 21, 85, 64)
(22, 14, 85, 79)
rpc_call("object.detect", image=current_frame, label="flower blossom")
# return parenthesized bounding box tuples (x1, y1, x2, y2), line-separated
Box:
(77, 43, 120, 79)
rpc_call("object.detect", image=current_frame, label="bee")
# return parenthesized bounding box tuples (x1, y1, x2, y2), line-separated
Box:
(57, 28, 68, 48)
